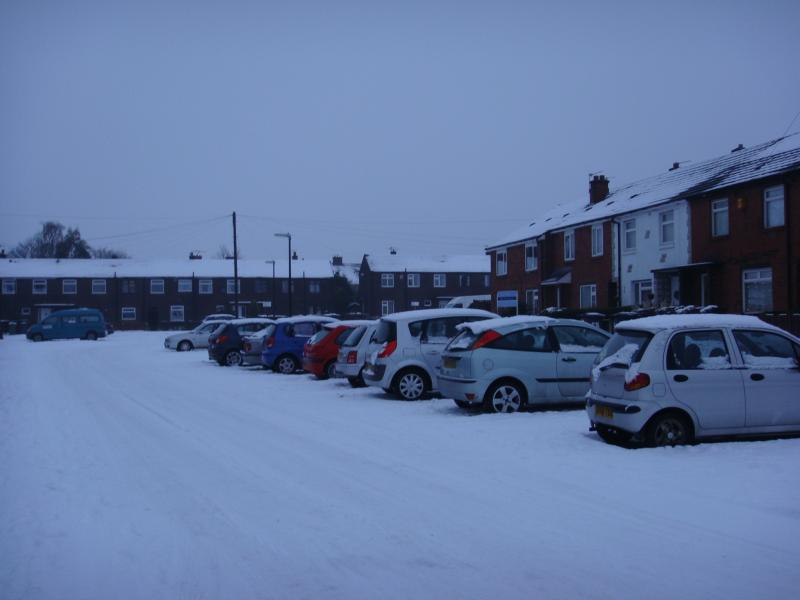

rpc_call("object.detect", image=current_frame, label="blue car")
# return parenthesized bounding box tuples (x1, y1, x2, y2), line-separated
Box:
(261, 315, 337, 373)
(26, 308, 107, 342)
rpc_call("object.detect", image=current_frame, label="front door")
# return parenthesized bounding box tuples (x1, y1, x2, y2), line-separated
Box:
(551, 326, 609, 398)
(147, 307, 159, 330)
(664, 329, 745, 430)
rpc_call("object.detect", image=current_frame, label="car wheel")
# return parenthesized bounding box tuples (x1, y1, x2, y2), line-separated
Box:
(224, 351, 242, 367)
(348, 368, 366, 388)
(395, 369, 428, 401)
(646, 413, 693, 447)
(324, 361, 337, 380)
(178, 340, 193, 352)
(483, 380, 525, 413)
(275, 355, 298, 374)
(32, 333, 43, 342)
(86, 331, 98, 341)
(595, 424, 632, 445)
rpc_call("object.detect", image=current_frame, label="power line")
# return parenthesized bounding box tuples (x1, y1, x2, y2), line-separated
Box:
(782, 108, 800, 137)
(83, 215, 229, 243)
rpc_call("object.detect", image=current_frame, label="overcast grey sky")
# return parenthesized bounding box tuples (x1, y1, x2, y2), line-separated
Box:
(2, 0, 799, 263)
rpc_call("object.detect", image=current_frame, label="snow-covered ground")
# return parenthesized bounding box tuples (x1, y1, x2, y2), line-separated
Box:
(2, 332, 799, 600)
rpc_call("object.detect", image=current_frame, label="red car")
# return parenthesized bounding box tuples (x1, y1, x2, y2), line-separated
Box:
(302, 320, 373, 379)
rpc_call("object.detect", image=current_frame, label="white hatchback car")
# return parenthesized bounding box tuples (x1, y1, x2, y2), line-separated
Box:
(164, 320, 230, 351)
(362, 308, 497, 400)
(587, 314, 800, 446)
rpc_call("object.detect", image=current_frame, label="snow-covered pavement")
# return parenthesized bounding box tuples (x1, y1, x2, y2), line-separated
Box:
(2, 332, 799, 600)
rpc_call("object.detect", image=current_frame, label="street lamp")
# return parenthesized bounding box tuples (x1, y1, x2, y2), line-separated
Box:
(265, 260, 276, 317)
(274, 233, 292, 316)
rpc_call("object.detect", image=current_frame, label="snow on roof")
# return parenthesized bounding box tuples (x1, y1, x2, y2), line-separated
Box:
(275, 315, 338, 324)
(365, 254, 489, 273)
(488, 133, 800, 249)
(381, 308, 497, 322)
(457, 315, 557, 335)
(615, 314, 784, 332)
(229, 318, 275, 325)
(323, 319, 375, 329)
(0, 258, 352, 279)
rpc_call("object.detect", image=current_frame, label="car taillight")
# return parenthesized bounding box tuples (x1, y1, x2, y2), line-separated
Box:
(624, 372, 650, 392)
(266, 337, 275, 348)
(217, 335, 229, 345)
(347, 351, 357, 364)
(472, 330, 502, 350)
(377, 340, 397, 359)
(244, 342, 251, 352)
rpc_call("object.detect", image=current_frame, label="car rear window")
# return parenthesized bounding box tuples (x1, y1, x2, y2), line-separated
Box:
(342, 325, 366, 347)
(307, 330, 327, 345)
(334, 327, 354, 345)
(595, 329, 652, 365)
(445, 329, 479, 351)
(374, 320, 397, 344)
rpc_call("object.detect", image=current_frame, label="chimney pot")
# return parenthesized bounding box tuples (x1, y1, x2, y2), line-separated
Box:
(731, 143, 744, 153)
(589, 174, 609, 204)
(332, 255, 343, 266)
(669, 162, 680, 171)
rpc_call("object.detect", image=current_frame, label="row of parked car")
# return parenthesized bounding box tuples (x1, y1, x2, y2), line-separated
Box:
(162, 307, 800, 447)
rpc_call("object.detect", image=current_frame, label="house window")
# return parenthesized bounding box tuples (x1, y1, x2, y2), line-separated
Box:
(281, 280, 295, 294)
(579, 284, 597, 308)
(407, 273, 420, 288)
(632, 279, 653, 307)
(381, 299, 395, 316)
(623, 219, 637, 251)
(459, 274, 471, 287)
(62, 279, 77, 295)
(496, 250, 507, 276)
(150, 279, 165, 294)
(309, 281, 320, 294)
(525, 242, 538, 271)
(178, 279, 192, 293)
(21, 306, 31, 316)
(564, 230, 575, 261)
(742, 268, 772, 313)
(711, 199, 729, 237)
(484, 274, 490, 288)
(591, 225, 603, 257)
(381, 273, 395, 288)
(121, 279, 136, 294)
(423, 299, 432, 307)
(91, 279, 107, 295)
(226, 279, 241, 295)
(32, 279, 47, 295)
(764, 185, 785, 228)
(121, 307, 136, 321)
(433, 273, 446, 288)
(2, 279, 16, 295)
(199, 279, 212, 295)
(659, 210, 675, 246)
(170, 305, 185, 322)
(525, 289, 540, 314)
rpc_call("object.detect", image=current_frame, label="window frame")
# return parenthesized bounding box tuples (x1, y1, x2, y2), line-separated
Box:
(381, 273, 395, 288)
(407, 273, 421, 288)
(659, 209, 675, 247)
(579, 283, 598, 309)
(742, 268, 773, 313)
(198, 279, 213, 295)
(525, 242, 538, 271)
(591, 224, 603, 257)
(763, 185, 785, 229)
(2, 279, 16, 295)
(91, 279, 107, 295)
(169, 305, 185, 323)
(496, 250, 507, 276)
(666, 329, 732, 371)
(32, 279, 47, 295)
(564, 230, 575, 262)
(226, 279, 241, 295)
(525, 288, 540, 314)
(381, 299, 395, 316)
(177, 279, 192, 293)
(711, 198, 729, 237)
(150, 279, 165, 295)
(623, 219, 637, 252)
(121, 307, 137, 321)
(433, 273, 446, 288)
(62, 279, 78, 295)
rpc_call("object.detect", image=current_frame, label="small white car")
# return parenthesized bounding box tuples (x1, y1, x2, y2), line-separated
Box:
(334, 321, 378, 387)
(587, 314, 800, 446)
(164, 320, 229, 351)
(362, 308, 497, 400)
(202, 313, 236, 322)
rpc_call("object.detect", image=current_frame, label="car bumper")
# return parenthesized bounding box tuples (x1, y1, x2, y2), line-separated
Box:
(302, 356, 324, 376)
(240, 351, 262, 367)
(438, 374, 485, 405)
(362, 362, 389, 388)
(585, 394, 654, 434)
(335, 361, 361, 378)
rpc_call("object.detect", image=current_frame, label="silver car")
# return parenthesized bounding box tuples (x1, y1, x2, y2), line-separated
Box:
(334, 321, 378, 387)
(438, 316, 610, 412)
(164, 320, 230, 351)
(240, 324, 276, 367)
(587, 314, 800, 447)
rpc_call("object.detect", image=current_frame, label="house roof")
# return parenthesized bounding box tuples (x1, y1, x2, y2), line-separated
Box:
(0, 258, 353, 280)
(487, 133, 800, 250)
(364, 254, 490, 273)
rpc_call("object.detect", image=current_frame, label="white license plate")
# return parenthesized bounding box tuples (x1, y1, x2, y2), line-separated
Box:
(595, 405, 613, 419)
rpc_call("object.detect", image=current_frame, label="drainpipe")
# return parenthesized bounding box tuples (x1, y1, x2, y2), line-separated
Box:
(612, 218, 622, 307)
(785, 177, 794, 333)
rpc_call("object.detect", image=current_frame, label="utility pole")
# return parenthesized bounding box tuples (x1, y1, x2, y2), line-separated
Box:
(233, 211, 239, 317)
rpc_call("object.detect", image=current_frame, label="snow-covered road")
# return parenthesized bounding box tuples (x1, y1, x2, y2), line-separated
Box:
(2, 332, 799, 599)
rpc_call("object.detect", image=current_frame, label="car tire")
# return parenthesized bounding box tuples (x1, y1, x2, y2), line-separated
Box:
(483, 380, 526, 413)
(275, 354, 299, 374)
(178, 340, 193, 352)
(86, 331, 98, 341)
(394, 368, 429, 401)
(595, 424, 633, 445)
(646, 412, 693, 447)
(224, 351, 242, 367)
(324, 361, 337, 380)
(32, 333, 43, 342)
(348, 368, 367, 388)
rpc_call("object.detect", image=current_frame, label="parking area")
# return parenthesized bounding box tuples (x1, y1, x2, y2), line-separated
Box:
(2, 331, 799, 600)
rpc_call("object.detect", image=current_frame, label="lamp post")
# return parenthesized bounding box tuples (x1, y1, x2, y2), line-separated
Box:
(274, 233, 292, 316)
(265, 260, 276, 317)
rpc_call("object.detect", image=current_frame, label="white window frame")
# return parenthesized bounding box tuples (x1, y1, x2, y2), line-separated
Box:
(91, 279, 107, 295)
(579, 284, 597, 308)
(178, 279, 192, 293)
(525, 288, 540, 314)
(459, 274, 471, 287)
(199, 279, 213, 295)
(591, 224, 603, 257)
(226, 279, 241, 295)
(742, 268, 773, 313)
(150, 279, 165, 294)
(381, 299, 395, 316)
(170, 305, 185, 322)
(564, 230, 575, 262)
(433, 273, 446, 288)
(763, 185, 785, 228)
(309, 281, 320, 294)
(121, 307, 137, 321)
(633, 279, 653, 307)
(59, 279, 76, 295)
(525, 242, 538, 271)
(623, 219, 637, 252)
(2, 279, 16, 295)
(381, 273, 395, 288)
(32, 279, 47, 295)
(407, 273, 420, 288)
(711, 198, 729, 237)
(496, 250, 507, 276)
(659, 210, 675, 247)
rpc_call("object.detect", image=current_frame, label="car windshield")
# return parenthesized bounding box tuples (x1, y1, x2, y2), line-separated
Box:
(307, 330, 327, 345)
(374, 320, 397, 344)
(249, 324, 275, 339)
(594, 329, 652, 365)
(210, 323, 227, 338)
(342, 325, 366, 347)
(446, 329, 479, 352)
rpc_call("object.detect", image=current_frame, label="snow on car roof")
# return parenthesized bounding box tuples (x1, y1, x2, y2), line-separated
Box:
(381, 308, 497, 322)
(229, 318, 275, 325)
(615, 314, 784, 332)
(365, 254, 490, 273)
(276, 315, 338, 324)
(323, 319, 375, 329)
(457, 315, 556, 335)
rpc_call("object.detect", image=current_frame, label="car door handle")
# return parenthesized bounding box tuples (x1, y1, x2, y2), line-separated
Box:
(673, 374, 689, 382)
(561, 357, 576, 362)
(750, 373, 765, 381)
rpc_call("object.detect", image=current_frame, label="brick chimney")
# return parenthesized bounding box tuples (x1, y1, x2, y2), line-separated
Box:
(589, 175, 609, 204)
(332, 255, 343, 266)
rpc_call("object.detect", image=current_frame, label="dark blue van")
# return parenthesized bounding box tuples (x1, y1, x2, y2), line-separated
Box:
(27, 308, 107, 341)
(261, 315, 337, 373)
